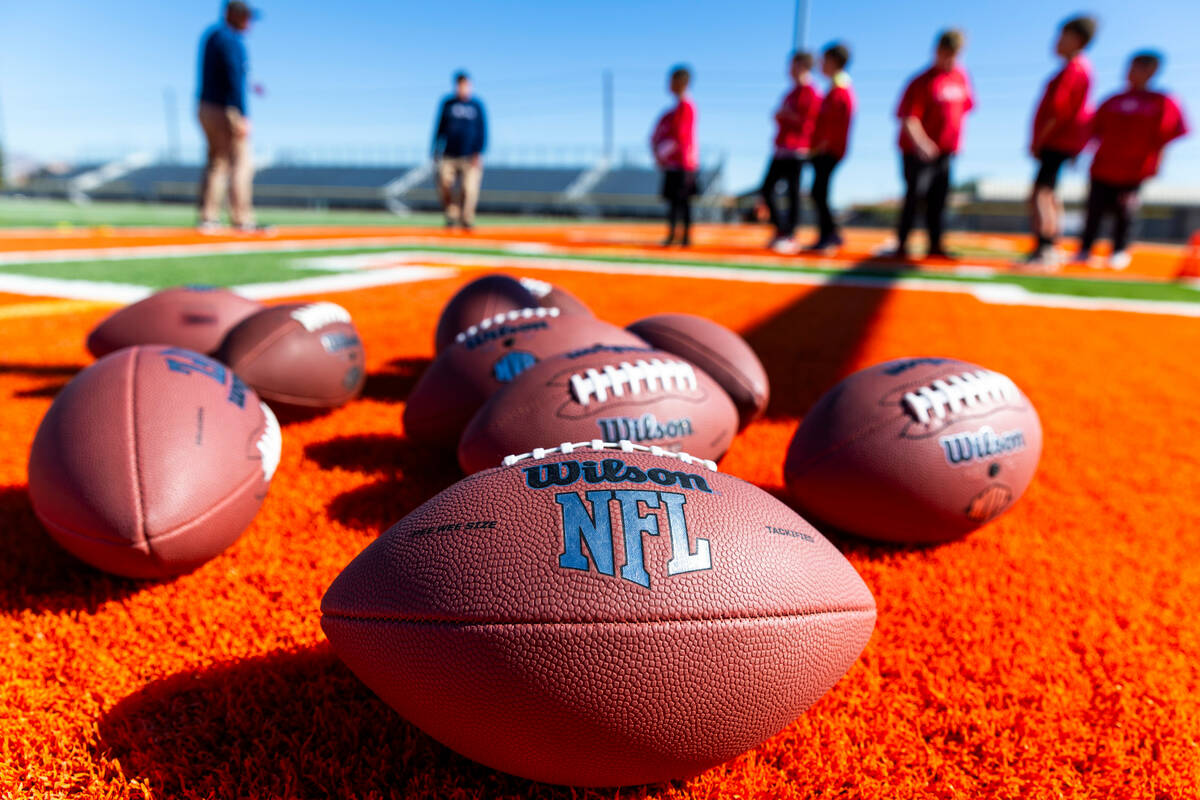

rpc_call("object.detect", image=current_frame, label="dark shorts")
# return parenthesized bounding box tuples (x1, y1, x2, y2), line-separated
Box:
(661, 169, 698, 200)
(1033, 149, 1073, 189)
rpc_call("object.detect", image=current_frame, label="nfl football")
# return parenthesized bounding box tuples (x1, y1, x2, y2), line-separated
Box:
(404, 309, 646, 446)
(27, 346, 281, 578)
(434, 274, 539, 354)
(626, 313, 769, 429)
(217, 302, 366, 410)
(784, 357, 1043, 543)
(322, 441, 875, 786)
(86, 285, 262, 358)
(458, 344, 738, 474)
(518, 276, 593, 317)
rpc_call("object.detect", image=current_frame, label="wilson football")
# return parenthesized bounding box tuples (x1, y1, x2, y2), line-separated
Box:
(403, 309, 646, 446)
(784, 357, 1043, 543)
(27, 346, 281, 578)
(434, 274, 539, 354)
(458, 344, 738, 474)
(217, 301, 366, 410)
(626, 313, 769, 429)
(322, 441, 875, 786)
(86, 285, 262, 358)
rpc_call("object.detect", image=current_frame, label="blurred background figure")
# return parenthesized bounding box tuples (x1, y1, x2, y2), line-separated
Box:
(760, 51, 821, 254)
(884, 28, 974, 260)
(651, 65, 698, 247)
(806, 41, 855, 254)
(196, 1, 259, 233)
(1075, 51, 1189, 270)
(432, 71, 488, 231)
(1025, 15, 1097, 269)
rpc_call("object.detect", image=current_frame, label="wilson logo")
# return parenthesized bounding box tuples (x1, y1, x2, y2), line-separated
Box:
(939, 426, 1026, 466)
(556, 489, 710, 588)
(596, 414, 693, 444)
(522, 458, 713, 493)
(461, 320, 548, 350)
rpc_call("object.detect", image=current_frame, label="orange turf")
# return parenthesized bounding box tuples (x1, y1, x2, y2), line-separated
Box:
(1, 265, 1198, 798)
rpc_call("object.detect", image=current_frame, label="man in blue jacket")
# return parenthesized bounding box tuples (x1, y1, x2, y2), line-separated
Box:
(432, 72, 487, 230)
(196, 1, 258, 232)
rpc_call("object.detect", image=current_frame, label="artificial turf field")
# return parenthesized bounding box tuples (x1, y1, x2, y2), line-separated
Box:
(0, 207, 1197, 798)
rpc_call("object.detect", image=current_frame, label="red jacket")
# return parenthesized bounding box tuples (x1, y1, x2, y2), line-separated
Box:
(651, 96, 699, 171)
(811, 73, 855, 159)
(774, 81, 822, 153)
(1032, 55, 1092, 156)
(1089, 88, 1189, 185)
(896, 65, 974, 155)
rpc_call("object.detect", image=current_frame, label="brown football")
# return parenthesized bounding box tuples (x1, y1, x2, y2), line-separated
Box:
(27, 346, 281, 578)
(434, 274, 539, 354)
(217, 301, 366, 410)
(458, 344, 738, 474)
(404, 309, 646, 446)
(86, 286, 262, 358)
(322, 442, 875, 786)
(784, 357, 1043, 543)
(518, 276, 593, 317)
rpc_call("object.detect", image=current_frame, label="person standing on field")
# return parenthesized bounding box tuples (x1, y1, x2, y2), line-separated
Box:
(196, 1, 261, 233)
(1024, 15, 1097, 268)
(1075, 51, 1188, 270)
(806, 42, 855, 254)
(760, 51, 821, 253)
(651, 65, 699, 247)
(882, 29, 974, 261)
(432, 72, 488, 231)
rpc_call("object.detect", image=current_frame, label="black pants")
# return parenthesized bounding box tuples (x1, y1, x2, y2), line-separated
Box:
(1079, 179, 1141, 255)
(760, 156, 805, 238)
(897, 153, 952, 251)
(810, 155, 842, 241)
(662, 169, 696, 243)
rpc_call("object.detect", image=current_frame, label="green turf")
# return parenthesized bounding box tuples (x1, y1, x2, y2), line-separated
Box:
(1, 241, 1196, 305)
(0, 197, 579, 229)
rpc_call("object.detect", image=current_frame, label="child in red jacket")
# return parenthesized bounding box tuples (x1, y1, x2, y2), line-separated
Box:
(1025, 15, 1097, 267)
(1076, 51, 1188, 270)
(807, 42, 855, 253)
(760, 51, 821, 253)
(651, 66, 699, 247)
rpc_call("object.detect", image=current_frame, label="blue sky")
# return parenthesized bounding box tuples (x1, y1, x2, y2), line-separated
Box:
(1, 0, 1197, 204)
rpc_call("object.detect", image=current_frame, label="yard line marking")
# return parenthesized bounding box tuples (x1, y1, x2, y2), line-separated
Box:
(0, 274, 151, 303)
(235, 265, 458, 299)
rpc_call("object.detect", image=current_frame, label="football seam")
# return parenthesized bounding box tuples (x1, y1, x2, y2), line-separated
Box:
(129, 347, 148, 553)
(320, 606, 877, 627)
(39, 462, 267, 550)
(223, 316, 297, 377)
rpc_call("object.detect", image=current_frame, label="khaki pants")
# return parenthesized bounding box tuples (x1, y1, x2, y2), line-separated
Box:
(436, 156, 483, 225)
(197, 102, 254, 226)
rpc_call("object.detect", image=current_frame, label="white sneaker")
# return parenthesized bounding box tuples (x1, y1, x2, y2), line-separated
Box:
(770, 237, 798, 254)
(1108, 250, 1131, 271)
(196, 220, 223, 235)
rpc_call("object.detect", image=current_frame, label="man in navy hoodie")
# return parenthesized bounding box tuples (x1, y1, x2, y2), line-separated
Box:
(432, 72, 488, 230)
(196, 1, 259, 232)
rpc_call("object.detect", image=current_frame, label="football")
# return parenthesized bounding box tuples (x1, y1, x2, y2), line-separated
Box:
(458, 344, 738, 474)
(784, 357, 1043, 543)
(27, 346, 281, 579)
(86, 285, 262, 358)
(626, 313, 769, 429)
(518, 275, 593, 317)
(434, 274, 539, 353)
(217, 301, 366, 411)
(321, 441, 875, 786)
(404, 309, 646, 446)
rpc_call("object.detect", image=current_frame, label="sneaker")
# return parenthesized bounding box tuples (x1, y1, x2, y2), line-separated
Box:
(461, 221, 475, 232)
(1108, 250, 1131, 271)
(875, 246, 911, 261)
(1020, 249, 1062, 273)
(770, 237, 798, 254)
(804, 235, 843, 254)
(233, 222, 276, 235)
(196, 220, 223, 235)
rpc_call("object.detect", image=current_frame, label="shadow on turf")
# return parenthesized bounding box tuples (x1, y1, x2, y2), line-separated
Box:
(359, 357, 430, 404)
(0, 361, 84, 401)
(98, 646, 675, 799)
(305, 433, 460, 533)
(740, 258, 905, 420)
(0, 485, 142, 613)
